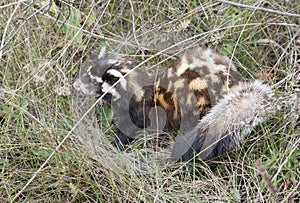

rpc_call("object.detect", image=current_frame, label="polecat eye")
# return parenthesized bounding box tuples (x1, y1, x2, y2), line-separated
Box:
(92, 81, 99, 86)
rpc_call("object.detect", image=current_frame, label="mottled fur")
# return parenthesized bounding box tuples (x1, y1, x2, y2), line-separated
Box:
(155, 47, 241, 133)
(73, 47, 274, 161)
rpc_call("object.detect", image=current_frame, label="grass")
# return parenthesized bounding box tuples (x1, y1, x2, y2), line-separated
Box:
(1, 0, 299, 202)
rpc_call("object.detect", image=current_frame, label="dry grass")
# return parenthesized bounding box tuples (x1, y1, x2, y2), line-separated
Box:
(1, 0, 299, 202)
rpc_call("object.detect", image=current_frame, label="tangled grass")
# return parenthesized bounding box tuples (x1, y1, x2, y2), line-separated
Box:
(1, 1, 299, 202)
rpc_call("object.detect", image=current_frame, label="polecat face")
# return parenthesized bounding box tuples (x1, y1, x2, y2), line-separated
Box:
(73, 55, 138, 102)
(73, 65, 103, 96)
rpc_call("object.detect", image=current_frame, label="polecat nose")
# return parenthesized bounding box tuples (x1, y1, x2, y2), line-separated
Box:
(73, 80, 81, 91)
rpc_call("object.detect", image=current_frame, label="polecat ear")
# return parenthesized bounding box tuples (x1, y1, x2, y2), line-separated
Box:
(98, 46, 106, 59)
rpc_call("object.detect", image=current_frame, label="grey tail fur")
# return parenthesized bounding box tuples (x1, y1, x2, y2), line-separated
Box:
(170, 80, 275, 162)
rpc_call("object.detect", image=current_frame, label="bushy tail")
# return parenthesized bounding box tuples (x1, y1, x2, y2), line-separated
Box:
(171, 80, 275, 162)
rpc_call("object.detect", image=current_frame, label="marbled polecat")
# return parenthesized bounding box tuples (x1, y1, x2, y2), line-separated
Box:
(73, 47, 274, 162)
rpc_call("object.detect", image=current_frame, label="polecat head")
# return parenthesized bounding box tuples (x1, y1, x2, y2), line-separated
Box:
(73, 48, 139, 102)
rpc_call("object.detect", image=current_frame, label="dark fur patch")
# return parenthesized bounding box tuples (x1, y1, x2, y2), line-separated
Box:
(180, 68, 201, 83)
(199, 65, 210, 75)
(212, 50, 230, 66)
(216, 69, 241, 88)
(155, 87, 181, 130)
(172, 59, 182, 71)
(193, 89, 211, 117)
(102, 70, 120, 85)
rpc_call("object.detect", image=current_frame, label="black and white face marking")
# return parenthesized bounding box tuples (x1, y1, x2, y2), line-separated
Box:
(73, 65, 104, 96)
(101, 68, 128, 101)
(73, 51, 136, 102)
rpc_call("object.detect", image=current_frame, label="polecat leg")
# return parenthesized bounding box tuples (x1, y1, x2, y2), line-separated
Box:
(113, 129, 134, 151)
(178, 134, 236, 162)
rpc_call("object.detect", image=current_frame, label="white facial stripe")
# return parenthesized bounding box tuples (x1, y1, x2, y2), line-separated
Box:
(107, 69, 127, 91)
(92, 75, 103, 83)
(107, 69, 123, 78)
(87, 68, 103, 83)
(102, 82, 121, 100)
(102, 82, 113, 93)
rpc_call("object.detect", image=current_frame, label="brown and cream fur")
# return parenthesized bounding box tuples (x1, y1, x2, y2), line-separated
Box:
(154, 48, 242, 133)
(73, 47, 274, 162)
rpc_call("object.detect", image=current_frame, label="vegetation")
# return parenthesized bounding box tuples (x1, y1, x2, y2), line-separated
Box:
(1, 0, 299, 202)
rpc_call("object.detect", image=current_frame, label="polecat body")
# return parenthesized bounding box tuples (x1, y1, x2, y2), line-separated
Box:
(154, 48, 242, 132)
(73, 47, 274, 161)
